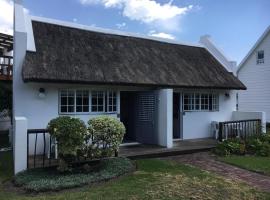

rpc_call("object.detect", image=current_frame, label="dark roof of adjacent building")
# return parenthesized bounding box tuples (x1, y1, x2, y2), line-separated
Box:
(0, 32, 13, 55)
(22, 20, 246, 90)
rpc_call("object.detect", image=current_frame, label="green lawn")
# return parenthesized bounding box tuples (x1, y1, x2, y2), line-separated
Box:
(219, 155, 270, 176)
(0, 152, 269, 200)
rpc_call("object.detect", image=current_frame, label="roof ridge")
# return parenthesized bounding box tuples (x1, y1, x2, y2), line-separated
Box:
(30, 15, 204, 48)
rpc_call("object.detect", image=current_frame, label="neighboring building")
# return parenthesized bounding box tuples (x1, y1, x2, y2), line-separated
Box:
(0, 33, 13, 133)
(237, 26, 270, 122)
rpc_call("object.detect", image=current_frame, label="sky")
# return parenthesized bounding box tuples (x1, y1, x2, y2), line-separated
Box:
(0, 0, 269, 63)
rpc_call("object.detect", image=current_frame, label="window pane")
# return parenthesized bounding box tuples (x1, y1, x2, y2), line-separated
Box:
(92, 97, 97, 105)
(61, 97, 67, 106)
(76, 97, 82, 105)
(68, 97, 74, 105)
(83, 98, 89, 105)
(98, 106, 103, 112)
(83, 106, 89, 112)
(68, 106, 74, 112)
(92, 106, 97, 112)
(76, 106, 82, 112)
(98, 98, 103, 105)
(61, 106, 67, 113)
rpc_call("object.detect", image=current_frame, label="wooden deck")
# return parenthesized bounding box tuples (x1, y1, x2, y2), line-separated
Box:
(119, 138, 217, 159)
(27, 138, 217, 169)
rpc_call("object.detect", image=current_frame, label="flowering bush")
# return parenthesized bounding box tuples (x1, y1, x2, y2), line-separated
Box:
(85, 116, 125, 159)
(47, 116, 87, 171)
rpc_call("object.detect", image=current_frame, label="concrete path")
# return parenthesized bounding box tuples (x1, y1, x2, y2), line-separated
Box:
(162, 152, 270, 192)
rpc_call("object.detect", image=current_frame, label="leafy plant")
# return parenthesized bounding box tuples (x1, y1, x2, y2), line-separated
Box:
(85, 116, 125, 159)
(216, 132, 270, 157)
(47, 116, 87, 171)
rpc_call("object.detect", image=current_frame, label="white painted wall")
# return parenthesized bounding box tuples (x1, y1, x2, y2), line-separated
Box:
(199, 35, 237, 74)
(176, 89, 237, 140)
(232, 111, 266, 133)
(13, 117, 27, 174)
(237, 30, 270, 122)
(156, 89, 173, 148)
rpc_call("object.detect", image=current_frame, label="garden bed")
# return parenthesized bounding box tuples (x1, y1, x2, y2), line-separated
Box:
(14, 157, 135, 192)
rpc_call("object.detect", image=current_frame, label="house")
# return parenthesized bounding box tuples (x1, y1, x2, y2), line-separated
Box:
(237, 26, 270, 122)
(14, 0, 259, 173)
(0, 33, 13, 141)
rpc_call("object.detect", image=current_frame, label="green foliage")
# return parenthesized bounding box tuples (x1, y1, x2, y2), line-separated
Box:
(214, 138, 245, 156)
(0, 83, 12, 115)
(47, 116, 87, 171)
(85, 116, 125, 159)
(215, 132, 270, 157)
(14, 157, 134, 192)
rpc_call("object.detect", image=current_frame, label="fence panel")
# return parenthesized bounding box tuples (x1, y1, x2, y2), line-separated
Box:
(218, 119, 261, 142)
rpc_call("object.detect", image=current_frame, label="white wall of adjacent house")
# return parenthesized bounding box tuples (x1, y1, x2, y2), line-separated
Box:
(237, 31, 270, 122)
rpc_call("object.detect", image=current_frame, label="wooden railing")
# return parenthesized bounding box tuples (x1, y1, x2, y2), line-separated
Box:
(0, 55, 13, 81)
(218, 119, 261, 141)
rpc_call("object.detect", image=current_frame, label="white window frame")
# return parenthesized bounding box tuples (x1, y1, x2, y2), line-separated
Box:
(75, 90, 90, 113)
(107, 91, 117, 113)
(90, 91, 118, 114)
(91, 91, 106, 113)
(59, 89, 90, 114)
(59, 89, 118, 115)
(257, 50, 264, 64)
(182, 93, 219, 112)
(59, 89, 76, 114)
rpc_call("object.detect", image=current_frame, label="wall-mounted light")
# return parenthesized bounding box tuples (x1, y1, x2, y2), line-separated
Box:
(38, 88, 46, 98)
(225, 92, 230, 98)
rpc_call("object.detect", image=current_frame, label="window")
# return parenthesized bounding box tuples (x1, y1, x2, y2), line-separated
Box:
(107, 91, 117, 112)
(91, 91, 105, 112)
(257, 50, 264, 64)
(60, 90, 75, 113)
(76, 90, 89, 112)
(60, 90, 89, 113)
(91, 91, 117, 113)
(182, 93, 219, 111)
(59, 90, 117, 114)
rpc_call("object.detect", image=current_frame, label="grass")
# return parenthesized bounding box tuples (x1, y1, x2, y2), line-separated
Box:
(219, 155, 270, 176)
(0, 154, 270, 200)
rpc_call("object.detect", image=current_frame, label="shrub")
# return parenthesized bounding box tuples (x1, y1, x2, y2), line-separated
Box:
(85, 116, 125, 159)
(214, 138, 245, 156)
(47, 116, 87, 171)
(215, 132, 270, 157)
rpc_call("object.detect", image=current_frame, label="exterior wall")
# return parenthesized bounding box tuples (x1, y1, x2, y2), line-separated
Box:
(156, 89, 173, 148)
(199, 35, 237, 74)
(175, 89, 237, 140)
(238, 31, 270, 122)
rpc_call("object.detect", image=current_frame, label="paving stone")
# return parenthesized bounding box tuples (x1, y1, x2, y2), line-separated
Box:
(161, 152, 270, 192)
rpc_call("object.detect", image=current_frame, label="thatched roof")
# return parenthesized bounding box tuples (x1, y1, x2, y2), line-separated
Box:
(22, 20, 246, 90)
